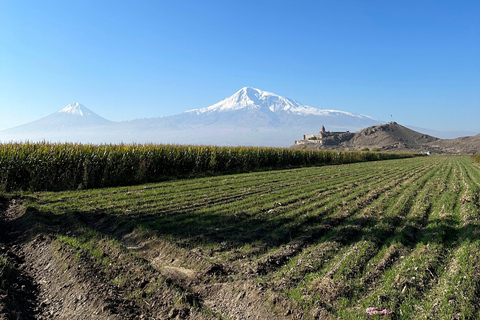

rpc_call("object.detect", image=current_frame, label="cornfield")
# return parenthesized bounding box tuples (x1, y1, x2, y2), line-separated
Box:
(0, 142, 421, 192)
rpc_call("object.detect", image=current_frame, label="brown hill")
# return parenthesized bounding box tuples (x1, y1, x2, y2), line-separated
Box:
(431, 134, 480, 154)
(292, 122, 480, 154)
(344, 122, 439, 150)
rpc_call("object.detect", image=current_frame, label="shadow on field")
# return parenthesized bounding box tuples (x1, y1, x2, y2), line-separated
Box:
(0, 197, 40, 319)
(3, 196, 479, 320)
(44, 201, 480, 255)
(4, 189, 475, 261)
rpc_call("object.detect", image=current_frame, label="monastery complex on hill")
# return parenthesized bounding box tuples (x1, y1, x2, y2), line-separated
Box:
(295, 125, 354, 146)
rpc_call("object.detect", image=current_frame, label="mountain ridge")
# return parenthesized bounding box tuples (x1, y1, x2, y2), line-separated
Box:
(292, 122, 480, 154)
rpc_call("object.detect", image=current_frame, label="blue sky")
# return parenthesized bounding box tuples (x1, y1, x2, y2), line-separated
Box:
(1, 0, 479, 133)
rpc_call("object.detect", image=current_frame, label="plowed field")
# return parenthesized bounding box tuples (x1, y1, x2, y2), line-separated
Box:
(1, 156, 479, 319)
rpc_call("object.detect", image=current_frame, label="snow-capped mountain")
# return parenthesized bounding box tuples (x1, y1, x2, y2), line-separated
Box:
(187, 87, 375, 120)
(187, 87, 305, 114)
(0, 102, 115, 143)
(1, 89, 383, 146)
(58, 102, 99, 117)
(6, 102, 112, 133)
(48, 102, 112, 127)
(147, 87, 381, 132)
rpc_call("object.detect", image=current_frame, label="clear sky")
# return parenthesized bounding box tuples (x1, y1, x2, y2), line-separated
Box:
(1, 0, 479, 132)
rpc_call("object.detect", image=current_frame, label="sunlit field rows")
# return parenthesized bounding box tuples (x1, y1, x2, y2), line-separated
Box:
(19, 156, 480, 319)
(0, 142, 420, 192)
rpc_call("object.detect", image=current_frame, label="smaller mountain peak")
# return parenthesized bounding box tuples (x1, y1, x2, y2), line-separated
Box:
(58, 102, 90, 116)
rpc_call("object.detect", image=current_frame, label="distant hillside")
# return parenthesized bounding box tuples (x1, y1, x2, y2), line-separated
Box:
(292, 122, 480, 154)
(432, 134, 480, 154)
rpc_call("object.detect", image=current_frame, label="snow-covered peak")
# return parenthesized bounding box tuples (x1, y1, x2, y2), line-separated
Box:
(58, 102, 92, 116)
(186, 87, 377, 120)
(187, 87, 305, 114)
(54, 102, 111, 125)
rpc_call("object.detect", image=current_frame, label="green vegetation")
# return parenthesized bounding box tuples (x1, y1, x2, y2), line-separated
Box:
(0, 142, 421, 192)
(0, 254, 11, 281)
(15, 155, 480, 319)
(472, 153, 480, 164)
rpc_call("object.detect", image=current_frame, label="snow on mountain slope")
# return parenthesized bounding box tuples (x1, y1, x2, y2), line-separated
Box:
(153, 87, 382, 134)
(3, 102, 112, 135)
(186, 87, 376, 120)
(186, 87, 302, 113)
(58, 102, 96, 117)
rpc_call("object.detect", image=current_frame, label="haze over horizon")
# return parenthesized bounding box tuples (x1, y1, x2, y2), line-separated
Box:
(1, 1, 479, 134)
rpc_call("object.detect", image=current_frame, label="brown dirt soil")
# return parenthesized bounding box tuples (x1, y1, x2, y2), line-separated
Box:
(0, 198, 138, 320)
(0, 197, 204, 319)
(0, 197, 336, 319)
